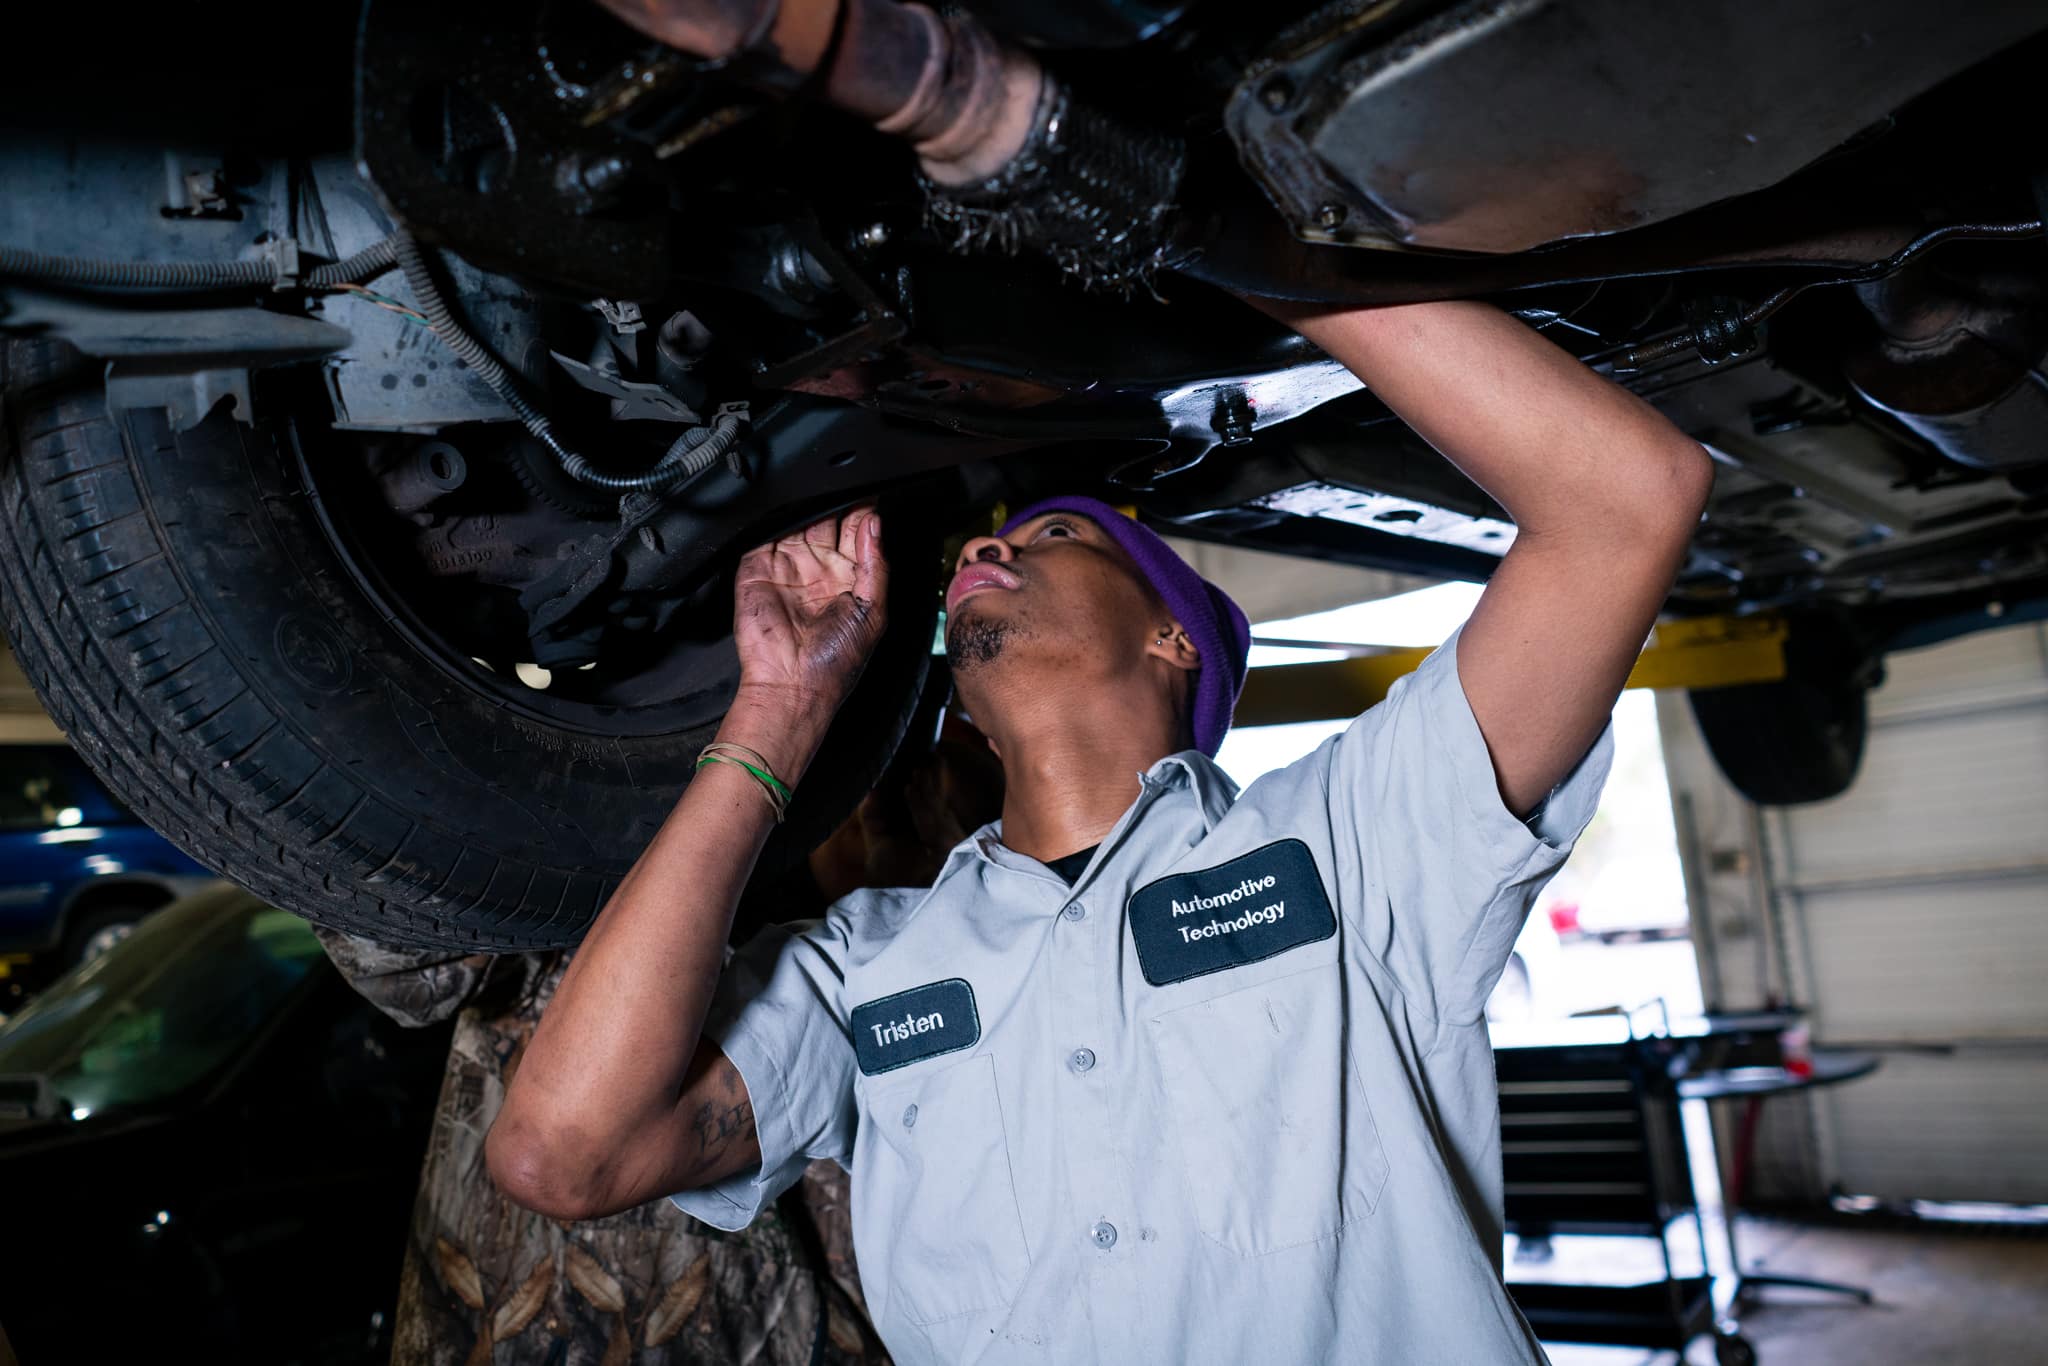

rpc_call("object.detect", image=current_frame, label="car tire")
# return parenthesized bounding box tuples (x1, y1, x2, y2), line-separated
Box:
(1688, 614, 1874, 806)
(0, 340, 937, 950)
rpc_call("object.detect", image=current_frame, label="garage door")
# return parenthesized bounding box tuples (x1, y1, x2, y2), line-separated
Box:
(0, 638, 63, 743)
(1764, 618, 2048, 1203)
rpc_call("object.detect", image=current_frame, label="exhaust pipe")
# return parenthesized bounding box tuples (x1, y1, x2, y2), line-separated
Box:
(590, 0, 1043, 186)
(592, 0, 1184, 291)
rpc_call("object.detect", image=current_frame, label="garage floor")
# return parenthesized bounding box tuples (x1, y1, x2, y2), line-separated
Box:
(1545, 1216, 2048, 1366)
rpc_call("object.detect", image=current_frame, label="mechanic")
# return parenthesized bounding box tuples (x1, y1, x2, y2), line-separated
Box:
(486, 298, 1715, 1364)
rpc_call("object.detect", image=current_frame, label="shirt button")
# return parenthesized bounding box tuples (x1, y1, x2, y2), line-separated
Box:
(902, 1104, 918, 1129)
(1068, 1047, 1096, 1074)
(1062, 902, 1086, 921)
(1090, 1220, 1118, 1250)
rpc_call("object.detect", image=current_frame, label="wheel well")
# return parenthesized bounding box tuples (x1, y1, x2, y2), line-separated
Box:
(58, 879, 176, 936)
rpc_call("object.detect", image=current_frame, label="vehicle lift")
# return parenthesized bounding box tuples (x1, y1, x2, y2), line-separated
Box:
(1235, 613, 1790, 725)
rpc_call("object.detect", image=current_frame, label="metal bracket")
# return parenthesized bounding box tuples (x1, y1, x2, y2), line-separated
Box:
(1251, 481, 1518, 556)
(0, 289, 348, 429)
(105, 365, 255, 431)
(549, 350, 700, 424)
(593, 298, 646, 334)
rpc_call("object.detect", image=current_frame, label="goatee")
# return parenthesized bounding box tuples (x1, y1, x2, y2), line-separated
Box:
(946, 616, 1010, 670)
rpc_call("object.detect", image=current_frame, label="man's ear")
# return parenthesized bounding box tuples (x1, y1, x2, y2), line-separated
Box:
(1147, 623, 1201, 673)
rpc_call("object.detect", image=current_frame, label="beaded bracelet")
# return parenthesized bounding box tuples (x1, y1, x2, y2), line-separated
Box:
(695, 742, 792, 822)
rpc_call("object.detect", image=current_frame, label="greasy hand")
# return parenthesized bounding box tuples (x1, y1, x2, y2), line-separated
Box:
(733, 507, 888, 712)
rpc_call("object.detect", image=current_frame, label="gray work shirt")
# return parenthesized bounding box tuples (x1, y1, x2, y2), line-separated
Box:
(672, 629, 1612, 1364)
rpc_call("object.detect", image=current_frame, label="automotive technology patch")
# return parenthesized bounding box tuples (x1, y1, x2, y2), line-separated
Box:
(1127, 839, 1337, 986)
(850, 978, 981, 1075)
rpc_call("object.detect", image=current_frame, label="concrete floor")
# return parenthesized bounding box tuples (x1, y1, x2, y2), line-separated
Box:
(1544, 1216, 2048, 1366)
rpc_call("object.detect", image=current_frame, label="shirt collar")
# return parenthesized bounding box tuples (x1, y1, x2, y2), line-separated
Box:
(1140, 748, 1240, 834)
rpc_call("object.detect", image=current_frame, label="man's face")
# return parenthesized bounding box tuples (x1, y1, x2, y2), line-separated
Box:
(943, 512, 1164, 686)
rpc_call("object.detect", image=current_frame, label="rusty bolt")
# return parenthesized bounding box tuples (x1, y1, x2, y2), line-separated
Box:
(1315, 202, 1348, 231)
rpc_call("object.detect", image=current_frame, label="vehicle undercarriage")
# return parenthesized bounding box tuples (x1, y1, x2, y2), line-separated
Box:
(2, 0, 2044, 946)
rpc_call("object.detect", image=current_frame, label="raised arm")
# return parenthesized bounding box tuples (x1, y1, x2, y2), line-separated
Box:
(1258, 300, 1713, 816)
(486, 508, 887, 1220)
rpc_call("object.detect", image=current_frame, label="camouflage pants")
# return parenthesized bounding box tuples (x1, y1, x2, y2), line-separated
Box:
(317, 934, 888, 1366)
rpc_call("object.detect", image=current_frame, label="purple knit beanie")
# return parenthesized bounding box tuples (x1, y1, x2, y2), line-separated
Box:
(998, 496, 1251, 757)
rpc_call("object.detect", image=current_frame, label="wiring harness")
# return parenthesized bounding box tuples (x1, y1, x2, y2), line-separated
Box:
(0, 238, 396, 290)
(0, 233, 727, 493)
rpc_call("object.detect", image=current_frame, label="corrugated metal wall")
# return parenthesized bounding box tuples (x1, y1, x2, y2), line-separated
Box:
(1662, 618, 2048, 1204)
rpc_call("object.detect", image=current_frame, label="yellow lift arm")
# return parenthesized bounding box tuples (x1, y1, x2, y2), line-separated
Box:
(1233, 613, 1790, 728)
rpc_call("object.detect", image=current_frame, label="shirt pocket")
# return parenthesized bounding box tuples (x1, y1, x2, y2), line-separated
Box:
(1147, 959, 1390, 1256)
(863, 1052, 1033, 1326)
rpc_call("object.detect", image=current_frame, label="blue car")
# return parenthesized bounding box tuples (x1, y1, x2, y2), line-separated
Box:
(0, 743, 213, 977)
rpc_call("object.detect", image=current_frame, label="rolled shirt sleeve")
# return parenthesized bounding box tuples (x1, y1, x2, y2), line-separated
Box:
(668, 904, 860, 1231)
(1320, 624, 1613, 1024)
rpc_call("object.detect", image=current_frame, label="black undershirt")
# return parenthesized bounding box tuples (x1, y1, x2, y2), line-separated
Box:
(1045, 844, 1100, 885)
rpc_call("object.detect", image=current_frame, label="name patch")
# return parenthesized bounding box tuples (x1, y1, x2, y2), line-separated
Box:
(1127, 839, 1337, 986)
(850, 978, 980, 1075)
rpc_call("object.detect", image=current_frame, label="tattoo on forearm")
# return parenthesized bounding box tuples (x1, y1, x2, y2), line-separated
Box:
(691, 1098, 753, 1155)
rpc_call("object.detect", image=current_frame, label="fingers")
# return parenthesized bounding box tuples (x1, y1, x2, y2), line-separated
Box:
(745, 515, 835, 564)
(803, 515, 839, 557)
(835, 504, 874, 563)
(850, 508, 886, 608)
(735, 542, 777, 583)
(736, 542, 796, 592)
(745, 508, 881, 590)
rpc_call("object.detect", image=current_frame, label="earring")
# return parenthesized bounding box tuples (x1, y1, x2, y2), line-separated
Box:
(1154, 637, 1166, 646)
